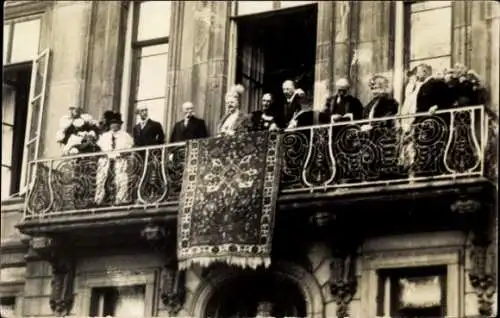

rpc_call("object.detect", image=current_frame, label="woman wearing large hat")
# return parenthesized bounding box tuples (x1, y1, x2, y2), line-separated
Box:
(95, 112, 134, 205)
(217, 84, 251, 136)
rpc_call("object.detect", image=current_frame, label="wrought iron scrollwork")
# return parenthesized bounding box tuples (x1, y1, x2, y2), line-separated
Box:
(444, 109, 481, 173)
(25, 143, 186, 218)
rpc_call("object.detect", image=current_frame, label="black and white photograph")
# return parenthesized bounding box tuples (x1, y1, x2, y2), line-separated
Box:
(1, 1, 498, 317)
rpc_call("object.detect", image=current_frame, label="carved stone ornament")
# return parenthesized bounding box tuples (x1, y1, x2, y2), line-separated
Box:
(469, 272, 496, 316)
(140, 224, 186, 315)
(329, 254, 358, 318)
(450, 198, 481, 215)
(26, 236, 75, 317)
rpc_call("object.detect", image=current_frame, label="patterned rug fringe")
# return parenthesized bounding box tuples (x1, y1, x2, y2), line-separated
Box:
(179, 256, 271, 270)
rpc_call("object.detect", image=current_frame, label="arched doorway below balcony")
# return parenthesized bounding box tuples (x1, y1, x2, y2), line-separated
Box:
(204, 270, 307, 318)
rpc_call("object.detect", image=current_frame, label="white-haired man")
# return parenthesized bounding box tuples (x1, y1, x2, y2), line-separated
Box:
(170, 101, 208, 142)
(319, 78, 363, 124)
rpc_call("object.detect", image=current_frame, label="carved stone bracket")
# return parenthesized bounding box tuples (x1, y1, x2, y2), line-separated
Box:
(451, 198, 497, 316)
(140, 223, 186, 315)
(311, 212, 359, 318)
(25, 236, 75, 317)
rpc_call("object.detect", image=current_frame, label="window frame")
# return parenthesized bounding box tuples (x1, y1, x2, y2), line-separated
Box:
(79, 269, 157, 317)
(360, 249, 462, 317)
(376, 265, 448, 316)
(3, 14, 43, 65)
(393, 1, 454, 103)
(123, 0, 172, 132)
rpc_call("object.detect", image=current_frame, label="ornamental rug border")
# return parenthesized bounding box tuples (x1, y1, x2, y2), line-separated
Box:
(177, 131, 282, 270)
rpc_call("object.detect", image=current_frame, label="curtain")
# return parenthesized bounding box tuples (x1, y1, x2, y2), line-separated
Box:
(239, 42, 265, 113)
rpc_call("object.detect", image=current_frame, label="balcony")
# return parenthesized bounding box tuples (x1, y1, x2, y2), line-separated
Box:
(20, 105, 494, 230)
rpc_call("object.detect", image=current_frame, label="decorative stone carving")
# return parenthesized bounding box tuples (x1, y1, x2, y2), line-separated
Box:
(26, 236, 75, 317)
(318, 215, 359, 318)
(140, 223, 186, 315)
(451, 198, 497, 316)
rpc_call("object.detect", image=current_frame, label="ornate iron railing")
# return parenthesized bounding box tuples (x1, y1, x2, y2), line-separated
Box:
(24, 105, 489, 220)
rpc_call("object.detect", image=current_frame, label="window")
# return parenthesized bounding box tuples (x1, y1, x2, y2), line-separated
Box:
(129, 1, 172, 129)
(233, 1, 316, 16)
(377, 266, 447, 317)
(405, 1, 452, 72)
(3, 17, 41, 64)
(89, 285, 146, 317)
(2, 17, 47, 199)
(0, 296, 16, 318)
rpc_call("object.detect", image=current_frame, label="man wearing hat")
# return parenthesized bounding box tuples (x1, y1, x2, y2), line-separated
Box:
(95, 112, 134, 206)
(319, 78, 363, 124)
(133, 105, 165, 147)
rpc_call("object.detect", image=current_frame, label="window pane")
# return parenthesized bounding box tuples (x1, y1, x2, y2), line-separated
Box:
(136, 51, 168, 100)
(411, 1, 451, 13)
(135, 98, 166, 128)
(141, 44, 169, 57)
(281, 1, 315, 9)
(3, 24, 10, 64)
(0, 296, 16, 318)
(410, 7, 452, 60)
(0, 267, 26, 283)
(409, 56, 451, 76)
(137, 1, 171, 41)
(2, 84, 16, 124)
(2, 125, 14, 167)
(237, 1, 274, 15)
(11, 19, 40, 63)
(114, 286, 146, 317)
(399, 275, 442, 308)
(1, 166, 12, 200)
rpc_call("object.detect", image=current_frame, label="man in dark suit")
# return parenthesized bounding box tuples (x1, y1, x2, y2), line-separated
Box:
(133, 105, 165, 147)
(282, 80, 306, 128)
(319, 78, 363, 124)
(414, 64, 453, 114)
(169, 101, 208, 143)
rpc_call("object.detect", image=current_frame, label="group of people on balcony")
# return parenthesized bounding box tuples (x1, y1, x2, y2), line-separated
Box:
(56, 62, 483, 205)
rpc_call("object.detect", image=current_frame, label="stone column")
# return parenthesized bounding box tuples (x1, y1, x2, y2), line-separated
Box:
(353, 1, 394, 105)
(173, 1, 230, 136)
(41, 1, 94, 158)
(165, 2, 185, 137)
(312, 1, 335, 111)
(84, 1, 127, 116)
(470, 1, 500, 115)
(452, 1, 471, 66)
(333, 1, 354, 94)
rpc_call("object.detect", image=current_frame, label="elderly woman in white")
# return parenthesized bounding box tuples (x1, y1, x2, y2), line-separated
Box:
(217, 84, 250, 136)
(94, 112, 134, 205)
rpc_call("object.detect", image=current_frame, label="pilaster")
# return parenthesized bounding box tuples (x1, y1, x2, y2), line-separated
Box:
(84, 1, 127, 117)
(312, 1, 335, 111)
(41, 1, 94, 158)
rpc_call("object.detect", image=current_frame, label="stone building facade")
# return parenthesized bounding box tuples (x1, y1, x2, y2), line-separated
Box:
(1, 1, 498, 317)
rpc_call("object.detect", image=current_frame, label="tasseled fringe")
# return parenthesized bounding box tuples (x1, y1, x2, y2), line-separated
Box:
(179, 256, 271, 270)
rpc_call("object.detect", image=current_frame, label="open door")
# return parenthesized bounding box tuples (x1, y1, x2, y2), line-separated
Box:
(237, 28, 265, 113)
(20, 48, 50, 191)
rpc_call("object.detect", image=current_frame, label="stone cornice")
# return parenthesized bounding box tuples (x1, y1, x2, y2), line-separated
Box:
(4, 0, 53, 20)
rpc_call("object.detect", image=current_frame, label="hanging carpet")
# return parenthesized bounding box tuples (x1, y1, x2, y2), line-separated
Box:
(178, 131, 282, 269)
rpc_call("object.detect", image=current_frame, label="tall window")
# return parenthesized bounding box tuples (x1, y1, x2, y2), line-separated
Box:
(2, 16, 44, 200)
(129, 1, 171, 128)
(405, 1, 452, 72)
(89, 285, 146, 317)
(377, 266, 447, 317)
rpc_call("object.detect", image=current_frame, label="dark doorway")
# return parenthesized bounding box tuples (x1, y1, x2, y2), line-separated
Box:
(2, 63, 31, 199)
(235, 4, 317, 112)
(205, 270, 307, 318)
